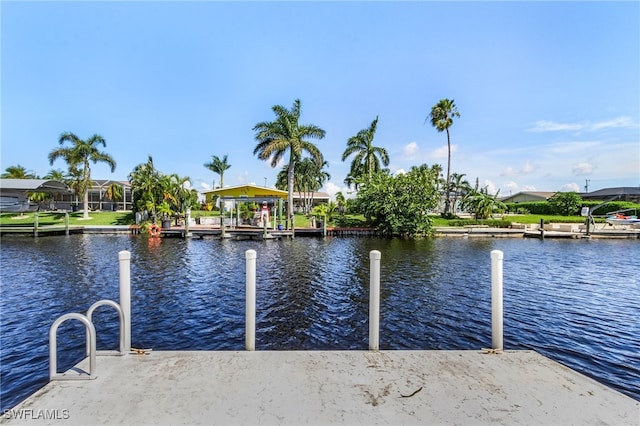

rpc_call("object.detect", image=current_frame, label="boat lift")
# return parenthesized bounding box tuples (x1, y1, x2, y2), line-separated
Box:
(583, 195, 621, 235)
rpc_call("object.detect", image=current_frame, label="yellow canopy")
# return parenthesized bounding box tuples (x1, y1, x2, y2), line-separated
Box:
(202, 184, 288, 202)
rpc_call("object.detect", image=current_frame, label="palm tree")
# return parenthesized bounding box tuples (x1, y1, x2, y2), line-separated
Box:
(48, 132, 116, 219)
(204, 154, 231, 188)
(160, 173, 197, 217)
(253, 99, 326, 225)
(461, 178, 506, 220)
(449, 172, 471, 215)
(342, 116, 389, 183)
(428, 99, 460, 216)
(343, 162, 367, 190)
(43, 169, 66, 181)
(129, 156, 161, 221)
(1, 165, 37, 179)
(105, 183, 124, 210)
(276, 158, 330, 214)
(335, 191, 347, 216)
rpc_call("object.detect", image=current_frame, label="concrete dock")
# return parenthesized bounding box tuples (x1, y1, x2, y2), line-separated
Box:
(2, 350, 638, 425)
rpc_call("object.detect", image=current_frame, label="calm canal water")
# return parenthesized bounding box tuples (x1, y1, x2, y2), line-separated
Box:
(1, 235, 638, 410)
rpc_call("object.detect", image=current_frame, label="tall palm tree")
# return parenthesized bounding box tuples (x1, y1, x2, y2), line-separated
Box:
(204, 154, 231, 188)
(48, 132, 116, 219)
(428, 99, 460, 216)
(342, 116, 389, 183)
(253, 99, 325, 225)
(1, 165, 37, 179)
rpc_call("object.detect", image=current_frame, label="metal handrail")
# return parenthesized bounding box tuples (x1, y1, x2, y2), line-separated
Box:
(86, 300, 126, 356)
(49, 313, 97, 381)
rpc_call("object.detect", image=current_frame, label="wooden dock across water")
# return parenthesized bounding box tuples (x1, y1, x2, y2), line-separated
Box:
(2, 350, 637, 425)
(1, 224, 639, 239)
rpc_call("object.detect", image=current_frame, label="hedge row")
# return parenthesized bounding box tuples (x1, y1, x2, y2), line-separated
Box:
(505, 201, 640, 216)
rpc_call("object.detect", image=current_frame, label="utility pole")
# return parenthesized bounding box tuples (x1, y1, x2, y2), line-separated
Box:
(584, 179, 590, 193)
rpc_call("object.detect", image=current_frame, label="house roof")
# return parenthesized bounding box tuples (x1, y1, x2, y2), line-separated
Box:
(0, 179, 72, 194)
(582, 187, 640, 198)
(500, 191, 556, 202)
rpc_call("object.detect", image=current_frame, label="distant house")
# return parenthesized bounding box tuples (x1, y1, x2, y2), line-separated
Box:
(581, 187, 640, 203)
(51, 180, 133, 211)
(0, 179, 72, 212)
(292, 191, 330, 213)
(500, 191, 557, 203)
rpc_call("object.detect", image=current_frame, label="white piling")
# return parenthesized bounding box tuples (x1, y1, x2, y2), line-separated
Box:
(118, 250, 131, 352)
(491, 250, 504, 350)
(369, 250, 381, 351)
(245, 249, 257, 351)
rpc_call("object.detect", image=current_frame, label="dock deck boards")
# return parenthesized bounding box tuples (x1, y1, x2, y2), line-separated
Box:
(3, 350, 637, 425)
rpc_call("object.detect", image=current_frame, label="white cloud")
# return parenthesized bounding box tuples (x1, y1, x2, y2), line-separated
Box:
(560, 182, 581, 192)
(500, 161, 537, 177)
(505, 181, 518, 190)
(403, 142, 419, 157)
(527, 120, 583, 132)
(200, 182, 211, 191)
(431, 144, 457, 159)
(236, 171, 250, 184)
(522, 185, 537, 191)
(572, 162, 594, 175)
(484, 180, 498, 195)
(521, 161, 536, 174)
(323, 181, 356, 200)
(550, 141, 600, 154)
(393, 168, 407, 176)
(588, 116, 635, 131)
(501, 167, 517, 177)
(527, 116, 636, 133)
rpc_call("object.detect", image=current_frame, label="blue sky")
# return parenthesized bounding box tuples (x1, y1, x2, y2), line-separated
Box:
(2, 1, 639, 199)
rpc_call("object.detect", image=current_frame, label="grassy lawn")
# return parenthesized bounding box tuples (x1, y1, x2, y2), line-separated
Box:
(0, 211, 134, 226)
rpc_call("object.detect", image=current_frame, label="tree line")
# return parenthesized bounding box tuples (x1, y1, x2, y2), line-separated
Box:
(2, 97, 509, 236)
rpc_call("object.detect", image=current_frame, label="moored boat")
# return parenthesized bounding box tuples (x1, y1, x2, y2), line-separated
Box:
(605, 213, 640, 226)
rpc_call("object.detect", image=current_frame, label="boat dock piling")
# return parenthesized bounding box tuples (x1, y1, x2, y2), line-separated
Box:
(491, 249, 504, 350)
(245, 249, 256, 351)
(369, 250, 381, 351)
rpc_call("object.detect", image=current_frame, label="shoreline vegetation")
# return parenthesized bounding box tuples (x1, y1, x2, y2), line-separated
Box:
(4, 99, 638, 238)
(0, 211, 612, 229)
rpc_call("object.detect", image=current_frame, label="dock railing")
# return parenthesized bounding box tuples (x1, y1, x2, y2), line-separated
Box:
(49, 248, 505, 380)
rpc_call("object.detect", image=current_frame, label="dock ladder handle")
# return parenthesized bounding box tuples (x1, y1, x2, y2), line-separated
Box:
(86, 300, 126, 356)
(49, 313, 97, 381)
